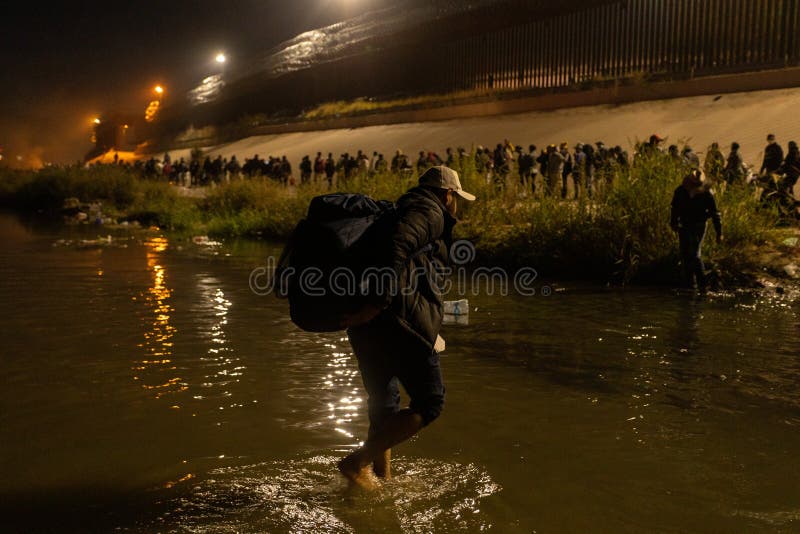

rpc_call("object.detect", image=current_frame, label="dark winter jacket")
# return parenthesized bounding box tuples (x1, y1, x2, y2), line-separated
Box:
(761, 142, 784, 174)
(780, 149, 800, 180)
(724, 151, 745, 183)
(670, 176, 722, 236)
(376, 186, 456, 350)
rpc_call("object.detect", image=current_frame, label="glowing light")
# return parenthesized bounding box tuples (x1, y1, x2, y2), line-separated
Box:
(154, 85, 164, 95)
(215, 52, 226, 64)
(145, 100, 160, 122)
(93, 118, 101, 124)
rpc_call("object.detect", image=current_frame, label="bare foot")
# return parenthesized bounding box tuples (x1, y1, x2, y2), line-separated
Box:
(337, 453, 379, 490)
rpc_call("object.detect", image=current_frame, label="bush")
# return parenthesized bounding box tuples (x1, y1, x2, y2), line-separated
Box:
(4, 165, 137, 211)
(126, 180, 199, 231)
(201, 180, 309, 238)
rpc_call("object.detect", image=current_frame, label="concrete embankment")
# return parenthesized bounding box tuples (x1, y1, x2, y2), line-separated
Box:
(158, 82, 799, 184)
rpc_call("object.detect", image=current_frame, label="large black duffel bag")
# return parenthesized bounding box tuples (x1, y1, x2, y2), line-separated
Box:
(276, 193, 396, 332)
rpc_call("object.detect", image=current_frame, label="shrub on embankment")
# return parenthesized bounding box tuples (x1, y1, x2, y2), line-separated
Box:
(0, 154, 785, 285)
(458, 154, 780, 284)
(0, 165, 200, 231)
(1, 165, 137, 211)
(201, 180, 307, 238)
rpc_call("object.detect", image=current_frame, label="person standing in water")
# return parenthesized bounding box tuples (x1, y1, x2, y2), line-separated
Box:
(670, 157, 723, 292)
(337, 166, 475, 489)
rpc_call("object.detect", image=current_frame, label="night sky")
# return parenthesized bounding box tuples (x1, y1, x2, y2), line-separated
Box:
(0, 0, 397, 166)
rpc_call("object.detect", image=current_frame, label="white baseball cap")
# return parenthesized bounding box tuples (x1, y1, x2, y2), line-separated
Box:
(418, 165, 476, 201)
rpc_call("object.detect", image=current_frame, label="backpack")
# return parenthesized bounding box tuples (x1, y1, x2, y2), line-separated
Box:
(276, 193, 397, 332)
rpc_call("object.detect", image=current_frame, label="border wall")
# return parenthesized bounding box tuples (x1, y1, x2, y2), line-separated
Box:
(153, 0, 800, 143)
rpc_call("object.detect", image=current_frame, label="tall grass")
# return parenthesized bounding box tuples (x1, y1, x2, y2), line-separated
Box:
(452, 151, 779, 284)
(125, 180, 199, 232)
(0, 152, 785, 285)
(202, 180, 308, 237)
(2, 165, 136, 211)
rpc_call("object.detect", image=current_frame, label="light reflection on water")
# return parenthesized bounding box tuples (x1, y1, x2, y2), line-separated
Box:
(133, 236, 185, 399)
(325, 339, 363, 448)
(132, 236, 250, 418)
(193, 274, 246, 412)
(279, 332, 364, 450)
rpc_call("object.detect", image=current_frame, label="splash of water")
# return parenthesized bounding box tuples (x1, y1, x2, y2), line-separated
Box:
(144, 455, 501, 532)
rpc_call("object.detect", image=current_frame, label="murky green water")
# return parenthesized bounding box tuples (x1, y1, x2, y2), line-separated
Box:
(1, 212, 799, 533)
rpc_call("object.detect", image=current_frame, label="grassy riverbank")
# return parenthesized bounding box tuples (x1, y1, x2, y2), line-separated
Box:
(0, 157, 795, 286)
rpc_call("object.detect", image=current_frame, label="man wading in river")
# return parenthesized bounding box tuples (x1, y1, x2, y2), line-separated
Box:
(670, 157, 723, 292)
(337, 166, 475, 489)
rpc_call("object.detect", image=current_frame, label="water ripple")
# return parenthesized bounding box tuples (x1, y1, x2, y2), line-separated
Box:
(141, 455, 501, 533)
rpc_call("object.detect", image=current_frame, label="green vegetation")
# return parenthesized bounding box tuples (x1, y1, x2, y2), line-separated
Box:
(299, 71, 667, 122)
(0, 152, 791, 286)
(297, 71, 667, 122)
(302, 89, 506, 120)
(0, 165, 200, 232)
(457, 155, 783, 285)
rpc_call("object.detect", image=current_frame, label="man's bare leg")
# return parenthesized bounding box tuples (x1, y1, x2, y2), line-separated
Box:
(373, 449, 391, 479)
(338, 410, 423, 488)
(366, 419, 392, 479)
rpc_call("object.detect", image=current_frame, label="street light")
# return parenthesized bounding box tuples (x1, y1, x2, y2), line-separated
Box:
(90, 118, 100, 144)
(215, 52, 226, 64)
(146, 85, 165, 122)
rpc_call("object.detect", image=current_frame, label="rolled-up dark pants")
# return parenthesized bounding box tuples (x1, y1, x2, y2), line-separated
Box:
(347, 314, 445, 431)
(678, 223, 707, 289)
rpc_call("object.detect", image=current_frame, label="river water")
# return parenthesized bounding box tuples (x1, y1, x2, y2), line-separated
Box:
(1, 212, 798, 533)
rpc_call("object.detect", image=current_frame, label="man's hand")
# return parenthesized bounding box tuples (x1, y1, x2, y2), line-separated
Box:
(339, 303, 383, 329)
(434, 335, 446, 353)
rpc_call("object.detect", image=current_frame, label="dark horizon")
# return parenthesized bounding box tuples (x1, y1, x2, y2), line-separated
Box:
(0, 0, 402, 166)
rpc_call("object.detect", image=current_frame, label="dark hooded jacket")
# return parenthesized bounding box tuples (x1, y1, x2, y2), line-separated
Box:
(670, 175, 722, 236)
(375, 186, 456, 350)
(761, 142, 784, 174)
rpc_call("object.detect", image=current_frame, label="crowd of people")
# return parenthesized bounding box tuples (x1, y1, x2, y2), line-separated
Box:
(137, 153, 294, 186)
(115, 133, 798, 201)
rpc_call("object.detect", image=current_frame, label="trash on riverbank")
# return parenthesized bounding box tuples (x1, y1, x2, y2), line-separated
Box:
(192, 235, 222, 246)
(62, 197, 117, 226)
(443, 299, 469, 325)
(52, 235, 130, 249)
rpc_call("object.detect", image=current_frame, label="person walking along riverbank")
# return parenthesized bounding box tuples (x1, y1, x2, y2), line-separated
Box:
(670, 163, 723, 292)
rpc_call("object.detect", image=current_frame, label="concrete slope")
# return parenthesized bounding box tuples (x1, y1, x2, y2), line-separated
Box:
(165, 86, 800, 172)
